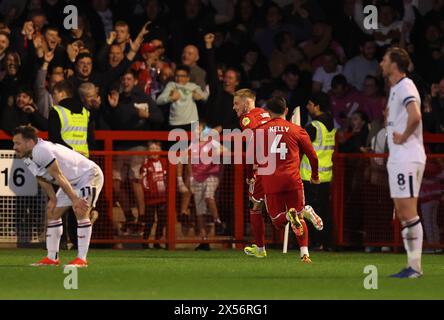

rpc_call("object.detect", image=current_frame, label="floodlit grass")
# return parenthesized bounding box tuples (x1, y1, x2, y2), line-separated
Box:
(0, 249, 443, 300)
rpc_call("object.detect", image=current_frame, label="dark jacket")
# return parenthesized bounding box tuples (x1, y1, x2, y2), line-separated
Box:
(68, 57, 133, 98)
(107, 86, 164, 150)
(48, 97, 95, 150)
(431, 96, 444, 133)
(339, 125, 369, 153)
(0, 104, 48, 135)
(306, 112, 335, 142)
(205, 47, 239, 130)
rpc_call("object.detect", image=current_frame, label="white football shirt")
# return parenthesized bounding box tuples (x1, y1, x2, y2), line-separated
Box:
(386, 77, 426, 164)
(23, 138, 98, 186)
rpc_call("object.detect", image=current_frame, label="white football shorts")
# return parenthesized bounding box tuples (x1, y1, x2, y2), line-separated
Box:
(56, 165, 104, 208)
(387, 162, 425, 199)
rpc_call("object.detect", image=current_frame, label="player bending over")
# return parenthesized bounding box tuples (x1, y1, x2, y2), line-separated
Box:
(380, 47, 426, 278)
(12, 125, 104, 267)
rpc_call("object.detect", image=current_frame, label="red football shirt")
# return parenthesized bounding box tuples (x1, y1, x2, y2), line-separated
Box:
(140, 158, 167, 205)
(240, 108, 272, 180)
(239, 108, 271, 130)
(254, 117, 319, 194)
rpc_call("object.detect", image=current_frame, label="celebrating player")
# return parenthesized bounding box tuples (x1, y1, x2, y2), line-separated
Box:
(253, 97, 320, 262)
(233, 89, 270, 259)
(380, 47, 426, 278)
(12, 125, 104, 267)
(234, 90, 321, 262)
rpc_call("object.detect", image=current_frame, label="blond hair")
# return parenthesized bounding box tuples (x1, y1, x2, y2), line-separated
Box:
(234, 89, 256, 101)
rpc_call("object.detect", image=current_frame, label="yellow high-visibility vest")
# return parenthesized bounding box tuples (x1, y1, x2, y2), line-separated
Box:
(301, 120, 336, 183)
(52, 105, 90, 158)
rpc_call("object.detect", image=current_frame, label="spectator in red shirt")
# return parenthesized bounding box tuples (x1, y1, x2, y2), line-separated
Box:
(132, 40, 167, 99)
(140, 141, 167, 249)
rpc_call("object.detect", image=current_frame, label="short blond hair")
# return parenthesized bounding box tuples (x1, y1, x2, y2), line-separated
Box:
(234, 89, 256, 101)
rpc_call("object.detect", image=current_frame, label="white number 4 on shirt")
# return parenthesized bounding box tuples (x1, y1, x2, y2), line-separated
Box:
(271, 134, 288, 160)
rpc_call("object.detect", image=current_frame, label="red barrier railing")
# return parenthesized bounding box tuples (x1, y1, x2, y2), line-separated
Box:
(2, 130, 444, 249)
(0, 130, 248, 250)
(332, 133, 444, 249)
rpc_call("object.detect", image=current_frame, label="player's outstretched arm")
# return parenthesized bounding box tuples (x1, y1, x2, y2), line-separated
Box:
(46, 160, 89, 214)
(393, 101, 421, 145)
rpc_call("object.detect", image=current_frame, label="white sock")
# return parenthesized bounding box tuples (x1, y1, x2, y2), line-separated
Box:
(257, 246, 265, 253)
(300, 246, 309, 257)
(47, 219, 63, 260)
(77, 219, 92, 261)
(401, 217, 423, 272)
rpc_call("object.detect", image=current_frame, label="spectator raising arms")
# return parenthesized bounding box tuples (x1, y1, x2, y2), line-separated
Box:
(204, 33, 240, 132)
(156, 65, 208, 132)
(0, 86, 48, 135)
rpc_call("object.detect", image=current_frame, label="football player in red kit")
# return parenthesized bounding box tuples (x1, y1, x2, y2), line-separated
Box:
(233, 89, 321, 262)
(233, 89, 270, 258)
(255, 97, 320, 262)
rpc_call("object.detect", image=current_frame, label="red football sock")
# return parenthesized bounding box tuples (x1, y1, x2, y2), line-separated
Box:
(250, 209, 265, 247)
(296, 219, 309, 247)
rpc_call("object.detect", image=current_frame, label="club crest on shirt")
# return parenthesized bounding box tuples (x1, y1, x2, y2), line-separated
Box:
(242, 117, 251, 127)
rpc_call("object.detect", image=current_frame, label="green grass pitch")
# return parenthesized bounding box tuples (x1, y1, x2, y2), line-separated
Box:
(1, 249, 443, 300)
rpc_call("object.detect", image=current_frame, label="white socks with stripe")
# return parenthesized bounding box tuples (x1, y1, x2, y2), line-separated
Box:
(47, 219, 63, 260)
(77, 219, 92, 261)
(401, 217, 423, 272)
(300, 246, 309, 258)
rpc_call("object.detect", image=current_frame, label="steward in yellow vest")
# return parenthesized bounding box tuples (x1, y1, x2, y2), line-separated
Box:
(48, 81, 93, 158)
(301, 93, 336, 250)
(300, 121, 335, 183)
(48, 80, 97, 247)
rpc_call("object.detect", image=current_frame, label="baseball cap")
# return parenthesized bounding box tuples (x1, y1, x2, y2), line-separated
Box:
(140, 43, 159, 55)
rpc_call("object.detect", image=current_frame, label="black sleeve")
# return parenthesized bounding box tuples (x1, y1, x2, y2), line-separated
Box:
(95, 43, 111, 72)
(205, 47, 223, 128)
(29, 110, 48, 131)
(23, 38, 40, 86)
(305, 124, 317, 142)
(431, 97, 443, 129)
(87, 117, 96, 150)
(147, 96, 164, 128)
(48, 109, 72, 149)
(206, 47, 220, 98)
(100, 57, 133, 92)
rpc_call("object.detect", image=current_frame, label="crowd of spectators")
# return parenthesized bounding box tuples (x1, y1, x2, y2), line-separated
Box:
(0, 0, 442, 149)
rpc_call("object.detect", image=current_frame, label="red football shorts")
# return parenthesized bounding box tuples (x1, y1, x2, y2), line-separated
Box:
(249, 176, 265, 203)
(264, 189, 305, 229)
